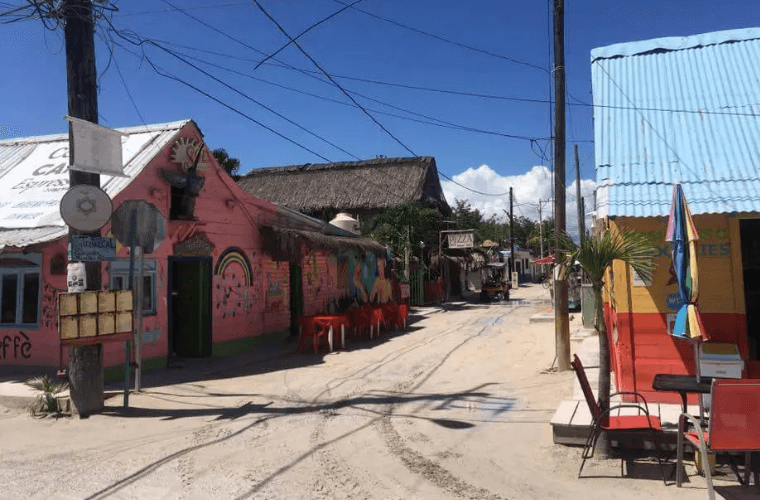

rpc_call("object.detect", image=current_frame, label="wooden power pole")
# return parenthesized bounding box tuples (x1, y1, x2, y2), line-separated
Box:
(553, 0, 570, 371)
(64, 0, 104, 416)
(574, 144, 585, 246)
(509, 187, 515, 276)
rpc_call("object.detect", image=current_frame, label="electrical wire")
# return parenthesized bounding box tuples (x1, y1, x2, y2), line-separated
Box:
(115, 2, 250, 17)
(437, 171, 511, 197)
(329, 0, 548, 73)
(251, 0, 418, 157)
(254, 0, 366, 70)
(150, 37, 555, 143)
(106, 35, 422, 205)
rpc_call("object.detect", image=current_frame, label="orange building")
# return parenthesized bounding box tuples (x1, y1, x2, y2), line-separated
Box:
(591, 29, 760, 404)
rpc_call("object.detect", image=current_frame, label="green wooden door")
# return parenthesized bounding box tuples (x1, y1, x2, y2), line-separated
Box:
(170, 259, 212, 358)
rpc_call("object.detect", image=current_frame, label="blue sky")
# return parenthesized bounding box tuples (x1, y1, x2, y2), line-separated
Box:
(2, 0, 760, 230)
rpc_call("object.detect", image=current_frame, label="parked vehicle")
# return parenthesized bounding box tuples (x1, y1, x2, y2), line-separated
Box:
(480, 262, 511, 302)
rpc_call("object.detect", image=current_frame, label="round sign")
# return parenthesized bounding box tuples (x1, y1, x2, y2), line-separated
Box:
(59, 185, 113, 232)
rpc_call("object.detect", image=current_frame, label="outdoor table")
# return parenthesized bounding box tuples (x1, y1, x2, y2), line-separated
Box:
(311, 314, 352, 352)
(652, 373, 713, 418)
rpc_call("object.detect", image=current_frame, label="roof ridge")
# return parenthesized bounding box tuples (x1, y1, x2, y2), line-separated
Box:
(242, 156, 433, 177)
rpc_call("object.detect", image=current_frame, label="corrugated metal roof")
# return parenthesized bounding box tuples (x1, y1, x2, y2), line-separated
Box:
(0, 227, 68, 250)
(592, 28, 760, 218)
(0, 120, 189, 247)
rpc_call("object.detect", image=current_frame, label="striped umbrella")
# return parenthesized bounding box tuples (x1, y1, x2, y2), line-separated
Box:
(666, 183, 709, 341)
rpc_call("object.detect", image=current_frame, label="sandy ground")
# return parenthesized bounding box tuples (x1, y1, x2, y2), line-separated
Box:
(0, 284, 753, 499)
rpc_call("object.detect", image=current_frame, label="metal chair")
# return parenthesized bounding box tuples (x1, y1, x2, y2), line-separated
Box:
(677, 378, 760, 500)
(571, 354, 667, 482)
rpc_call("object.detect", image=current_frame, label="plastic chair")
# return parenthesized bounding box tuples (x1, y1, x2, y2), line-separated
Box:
(571, 354, 667, 482)
(676, 379, 760, 500)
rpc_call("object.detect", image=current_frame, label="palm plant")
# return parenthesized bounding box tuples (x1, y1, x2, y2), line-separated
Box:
(25, 375, 68, 416)
(557, 228, 654, 418)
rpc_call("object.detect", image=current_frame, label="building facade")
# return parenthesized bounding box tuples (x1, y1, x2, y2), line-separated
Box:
(591, 28, 760, 403)
(0, 120, 388, 376)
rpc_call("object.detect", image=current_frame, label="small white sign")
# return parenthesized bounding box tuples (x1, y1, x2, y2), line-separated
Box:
(447, 232, 474, 249)
(65, 116, 128, 177)
(67, 262, 87, 293)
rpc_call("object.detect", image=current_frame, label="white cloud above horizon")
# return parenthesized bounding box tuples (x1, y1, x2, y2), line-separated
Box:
(440, 164, 597, 240)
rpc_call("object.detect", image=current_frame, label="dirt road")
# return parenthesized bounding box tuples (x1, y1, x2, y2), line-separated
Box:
(0, 285, 720, 499)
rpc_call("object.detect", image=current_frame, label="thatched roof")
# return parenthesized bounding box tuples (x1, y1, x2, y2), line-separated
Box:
(237, 156, 451, 215)
(261, 227, 386, 263)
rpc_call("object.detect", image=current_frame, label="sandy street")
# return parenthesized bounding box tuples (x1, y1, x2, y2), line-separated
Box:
(0, 285, 730, 499)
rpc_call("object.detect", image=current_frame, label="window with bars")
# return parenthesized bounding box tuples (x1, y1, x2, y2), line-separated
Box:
(0, 254, 41, 328)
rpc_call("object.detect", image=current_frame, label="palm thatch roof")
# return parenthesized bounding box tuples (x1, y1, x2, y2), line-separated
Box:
(237, 156, 451, 215)
(261, 227, 387, 263)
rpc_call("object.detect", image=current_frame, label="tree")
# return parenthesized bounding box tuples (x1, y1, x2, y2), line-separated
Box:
(367, 202, 441, 279)
(212, 148, 241, 179)
(557, 228, 654, 434)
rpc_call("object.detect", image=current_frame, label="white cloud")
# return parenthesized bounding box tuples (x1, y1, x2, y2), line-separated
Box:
(441, 164, 597, 239)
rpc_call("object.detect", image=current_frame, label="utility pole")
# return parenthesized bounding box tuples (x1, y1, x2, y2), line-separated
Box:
(509, 187, 515, 276)
(64, 0, 104, 416)
(538, 199, 544, 258)
(574, 144, 585, 246)
(553, 0, 570, 372)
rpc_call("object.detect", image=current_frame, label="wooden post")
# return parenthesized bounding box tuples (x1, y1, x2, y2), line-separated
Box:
(553, 0, 570, 372)
(64, 0, 104, 416)
(575, 144, 585, 246)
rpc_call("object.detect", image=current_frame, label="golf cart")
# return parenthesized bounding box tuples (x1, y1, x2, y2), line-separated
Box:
(480, 262, 511, 302)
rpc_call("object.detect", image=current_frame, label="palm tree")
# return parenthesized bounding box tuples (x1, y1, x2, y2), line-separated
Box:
(558, 228, 654, 421)
(212, 148, 241, 179)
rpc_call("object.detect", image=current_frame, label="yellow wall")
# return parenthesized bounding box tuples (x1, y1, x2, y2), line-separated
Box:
(607, 215, 745, 316)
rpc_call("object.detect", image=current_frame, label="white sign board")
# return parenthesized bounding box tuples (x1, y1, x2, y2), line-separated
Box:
(66, 116, 128, 177)
(0, 129, 168, 230)
(447, 232, 474, 249)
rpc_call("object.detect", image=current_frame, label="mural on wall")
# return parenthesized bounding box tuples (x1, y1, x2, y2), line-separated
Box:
(349, 252, 369, 303)
(214, 247, 253, 319)
(41, 279, 62, 330)
(0, 331, 31, 360)
(303, 251, 321, 302)
(265, 260, 286, 312)
(369, 256, 393, 303)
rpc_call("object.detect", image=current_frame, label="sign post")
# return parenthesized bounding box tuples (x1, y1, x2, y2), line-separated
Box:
(112, 200, 166, 392)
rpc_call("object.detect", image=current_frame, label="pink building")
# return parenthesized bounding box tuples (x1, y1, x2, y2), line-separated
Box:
(0, 120, 387, 378)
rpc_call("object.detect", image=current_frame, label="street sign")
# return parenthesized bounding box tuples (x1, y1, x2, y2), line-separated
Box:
(68, 235, 117, 262)
(60, 184, 113, 232)
(111, 200, 166, 254)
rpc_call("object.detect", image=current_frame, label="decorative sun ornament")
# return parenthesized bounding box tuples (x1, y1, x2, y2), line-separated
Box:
(171, 137, 209, 172)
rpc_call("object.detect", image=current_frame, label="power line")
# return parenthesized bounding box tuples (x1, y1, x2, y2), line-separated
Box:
(160, 43, 552, 143)
(116, 2, 250, 17)
(106, 36, 420, 205)
(149, 38, 362, 161)
(437, 171, 511, 197)
(137, 48, 334, 162)
(102, 19, 361, 160)
(254, 0, 366, 70)
(330, 0, 549, 73)
(251, 0, 418, 157)
(105, 24, 514, 199)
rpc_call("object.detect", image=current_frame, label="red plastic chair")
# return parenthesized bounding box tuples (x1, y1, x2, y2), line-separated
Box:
(676, 379, 760, 499)
(571, 354, 667, 482)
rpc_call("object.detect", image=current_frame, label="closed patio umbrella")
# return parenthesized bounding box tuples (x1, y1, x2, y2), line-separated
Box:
(666, 183, 710, 378)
